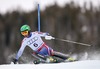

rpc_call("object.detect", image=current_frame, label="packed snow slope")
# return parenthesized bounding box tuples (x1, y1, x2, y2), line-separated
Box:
(0, 60, 100, 69)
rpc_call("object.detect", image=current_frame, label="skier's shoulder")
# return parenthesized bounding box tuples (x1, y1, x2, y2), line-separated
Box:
(22, 37, 27, 42)
(31, 31, 45, 36)
(32, 31, 42, 34)
(34, 31, 44, 34)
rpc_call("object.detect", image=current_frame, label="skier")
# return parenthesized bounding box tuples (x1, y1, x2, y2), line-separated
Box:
(12, 24, 74, 64)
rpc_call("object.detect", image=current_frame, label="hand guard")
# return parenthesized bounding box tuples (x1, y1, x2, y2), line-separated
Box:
(45, 36, 55, 40)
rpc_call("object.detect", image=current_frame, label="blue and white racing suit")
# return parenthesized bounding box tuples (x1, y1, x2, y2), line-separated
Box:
(16, 32, 53, 60)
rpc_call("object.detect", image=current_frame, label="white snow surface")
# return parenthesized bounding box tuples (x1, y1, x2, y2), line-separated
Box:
(0, 60, 100, 69)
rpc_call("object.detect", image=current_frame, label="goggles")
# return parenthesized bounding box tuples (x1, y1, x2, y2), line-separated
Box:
(21, 31, 28, 36)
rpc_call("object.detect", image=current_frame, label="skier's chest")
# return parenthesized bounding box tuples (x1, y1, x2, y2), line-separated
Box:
(25, 34, 39, 45)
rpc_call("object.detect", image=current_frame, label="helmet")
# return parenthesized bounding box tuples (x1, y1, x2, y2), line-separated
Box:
(20, 25, 31, 32)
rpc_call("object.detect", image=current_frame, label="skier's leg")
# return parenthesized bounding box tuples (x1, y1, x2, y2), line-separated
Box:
(32, 52, 46, 60)
(32, 53, 48, 64)
(38, 47, 57, 62)
(52, 51, 69, 60)
(52, 51, 75, 62)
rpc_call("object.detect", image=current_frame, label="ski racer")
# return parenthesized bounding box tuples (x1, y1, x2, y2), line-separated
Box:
(12, 24, 74, 64)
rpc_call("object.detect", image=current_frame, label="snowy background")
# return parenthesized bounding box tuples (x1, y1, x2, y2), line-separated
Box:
(0, 0, 100, 66)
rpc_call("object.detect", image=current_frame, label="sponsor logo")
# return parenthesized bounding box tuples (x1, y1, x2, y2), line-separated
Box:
(27, 37, 38, 45)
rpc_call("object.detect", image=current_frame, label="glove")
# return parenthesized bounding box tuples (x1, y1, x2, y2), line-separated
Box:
(12, 58, 18, 64)
(45, 32, 50, 35)
(45, 36, 55, 40)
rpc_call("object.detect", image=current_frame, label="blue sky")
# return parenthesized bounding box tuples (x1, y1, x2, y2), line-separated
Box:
(0, 0, 99, 14)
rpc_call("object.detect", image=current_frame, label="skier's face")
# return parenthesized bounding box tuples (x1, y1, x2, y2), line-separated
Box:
(21, 31, 28, 37)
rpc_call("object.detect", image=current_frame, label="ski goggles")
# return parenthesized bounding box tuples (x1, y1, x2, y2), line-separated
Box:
(21, 31, 28, 36)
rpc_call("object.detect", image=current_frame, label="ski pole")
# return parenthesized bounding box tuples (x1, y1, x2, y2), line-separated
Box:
(53, 37, 91, 47)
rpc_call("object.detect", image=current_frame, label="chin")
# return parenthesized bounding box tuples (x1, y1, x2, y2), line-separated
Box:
(24, 35, 28, 37)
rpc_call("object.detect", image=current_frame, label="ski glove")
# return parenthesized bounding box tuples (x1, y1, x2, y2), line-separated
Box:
(12, 58, 18, 64)
(45, 32, 50, 35)
(45, 36, 55, 40)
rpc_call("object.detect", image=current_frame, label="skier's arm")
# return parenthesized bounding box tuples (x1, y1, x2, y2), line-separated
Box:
(13, 42, 26, 64)
(16, 43, 26, 60)
(36, 31, 49, 37)
(35, 31, 54, 40)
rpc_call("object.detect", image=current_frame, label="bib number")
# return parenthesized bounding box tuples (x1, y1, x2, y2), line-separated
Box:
(33, 43, 38, 47)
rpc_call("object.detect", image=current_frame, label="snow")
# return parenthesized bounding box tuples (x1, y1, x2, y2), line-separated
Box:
(0, 60, 100, 69)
